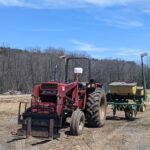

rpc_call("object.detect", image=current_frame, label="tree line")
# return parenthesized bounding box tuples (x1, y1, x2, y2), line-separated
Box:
(0, 47, 149, 93)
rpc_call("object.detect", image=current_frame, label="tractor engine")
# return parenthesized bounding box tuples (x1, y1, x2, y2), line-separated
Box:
(18, 82, 62, 139)
(32, 82, 58, 114)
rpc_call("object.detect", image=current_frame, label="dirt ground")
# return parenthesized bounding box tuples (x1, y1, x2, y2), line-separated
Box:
(0, 91, 150, 150)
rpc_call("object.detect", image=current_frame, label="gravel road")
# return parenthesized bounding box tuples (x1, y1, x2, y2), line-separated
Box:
(0, 92, 150, 150)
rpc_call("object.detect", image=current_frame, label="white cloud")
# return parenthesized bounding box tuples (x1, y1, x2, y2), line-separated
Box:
(127, 21, 143, 27)
(71, 40, 107, 52)
(103, 18, 143, 28)
(116, 48, 149, 56)
(18, 28, 65, 32)
(143, 9, 150, 15)
(0, 0, 22, 6)
(0, 0, 146, 9)
(90, 54, 107, 59)
(0, 0, 40, 8)
(83, 0, 138, 6)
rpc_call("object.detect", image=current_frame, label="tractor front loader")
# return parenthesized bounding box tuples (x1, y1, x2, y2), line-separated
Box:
(16, 57, 107, 139)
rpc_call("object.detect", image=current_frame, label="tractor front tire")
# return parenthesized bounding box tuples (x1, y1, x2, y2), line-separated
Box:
(70, 110, 85, 135)
(85, 88, 107, 127)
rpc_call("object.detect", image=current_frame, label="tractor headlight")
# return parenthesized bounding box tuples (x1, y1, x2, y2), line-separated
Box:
(91, 84, 96, 88)
(87, 84, 91, 88)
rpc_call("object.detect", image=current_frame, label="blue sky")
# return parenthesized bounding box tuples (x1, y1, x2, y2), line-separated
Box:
(0, 0, 150, 61)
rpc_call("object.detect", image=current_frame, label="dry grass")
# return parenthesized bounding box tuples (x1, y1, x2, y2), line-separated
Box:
(0, 94, 31, 102)
(0, 102, 19, 116)
(0, 95, 31, 116)
(0, 91, 150, 116)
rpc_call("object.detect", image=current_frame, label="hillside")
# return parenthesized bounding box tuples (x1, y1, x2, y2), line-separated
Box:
(0, 47, 149, 93)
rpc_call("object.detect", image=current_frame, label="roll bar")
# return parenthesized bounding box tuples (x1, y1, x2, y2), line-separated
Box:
(64, 57, 91, 82)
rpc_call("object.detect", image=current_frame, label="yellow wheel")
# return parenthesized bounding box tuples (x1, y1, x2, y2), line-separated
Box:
(140, 104, 146, 112)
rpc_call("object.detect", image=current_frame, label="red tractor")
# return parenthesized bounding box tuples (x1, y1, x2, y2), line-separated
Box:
(17, 57, 107, 139)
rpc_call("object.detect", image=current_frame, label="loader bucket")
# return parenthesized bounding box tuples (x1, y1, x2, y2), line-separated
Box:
(17, 113, 60, 139)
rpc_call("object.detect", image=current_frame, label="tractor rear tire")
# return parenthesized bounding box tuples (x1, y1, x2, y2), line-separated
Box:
(85, 88, 107, 127)
(70, 110, 85, 135)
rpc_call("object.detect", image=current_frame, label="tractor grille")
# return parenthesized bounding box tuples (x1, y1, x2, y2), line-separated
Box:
(41, 84, 57, 90)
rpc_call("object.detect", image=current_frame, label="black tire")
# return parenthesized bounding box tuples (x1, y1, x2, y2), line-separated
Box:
(70, 110, 85, 135)
(125, 109, 134, 120)
(85, 88, 107, 127)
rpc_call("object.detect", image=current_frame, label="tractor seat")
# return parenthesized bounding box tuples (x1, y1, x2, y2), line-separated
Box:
(78, 82, 87, 89)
